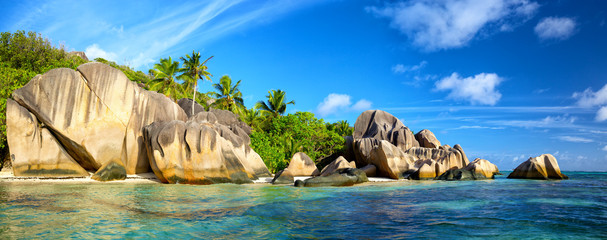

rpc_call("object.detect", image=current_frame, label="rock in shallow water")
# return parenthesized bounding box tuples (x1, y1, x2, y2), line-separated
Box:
(295, 168, 368, 187)
(271, 169, 294, 185)
(508, 154, 568, 180)
(285, 152, 319, 176)
(91, 159, 127, 181)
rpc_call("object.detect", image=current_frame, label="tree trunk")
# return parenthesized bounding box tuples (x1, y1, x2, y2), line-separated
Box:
(192, 81, 197, 116)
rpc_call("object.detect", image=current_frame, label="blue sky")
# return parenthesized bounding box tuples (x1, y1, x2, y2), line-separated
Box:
(2, 0, 607, 171)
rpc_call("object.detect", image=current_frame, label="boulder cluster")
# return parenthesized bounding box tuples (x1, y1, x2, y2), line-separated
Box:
(273, 110, 503, 186)
(6, 62, 270, 183)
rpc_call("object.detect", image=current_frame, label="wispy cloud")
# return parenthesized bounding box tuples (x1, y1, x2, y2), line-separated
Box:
(435, 72, 503, 105)
(366, 0, 539, 51)
(490, 115, 578, 129)
(392, 61, 427, 74)
(10, 0, 318, 69)
(555, 136, 593, 143)
(316, 93, 372, 117)
(534, 17, 577, 41)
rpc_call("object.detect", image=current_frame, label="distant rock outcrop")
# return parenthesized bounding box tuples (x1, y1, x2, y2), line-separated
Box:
(295, 168, 368, 187)
(353, 110, 419, 152)
(508, 154, 568, 180)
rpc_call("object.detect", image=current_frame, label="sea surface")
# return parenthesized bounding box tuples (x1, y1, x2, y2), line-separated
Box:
(0, 172, 605, 239)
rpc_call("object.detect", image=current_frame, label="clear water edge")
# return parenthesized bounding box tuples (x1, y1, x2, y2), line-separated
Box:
(0, 172, 605, 239)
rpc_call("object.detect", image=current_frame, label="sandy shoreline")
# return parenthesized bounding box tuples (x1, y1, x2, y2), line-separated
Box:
(0, 168, 399, 184)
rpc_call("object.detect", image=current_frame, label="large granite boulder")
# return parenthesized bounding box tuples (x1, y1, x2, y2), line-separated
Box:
(359, 164, 377, 177)
(143, 109, 271, 184)
(285, 152, 320, 176)
(319, 156, 356, 177)
(368, 140, 417, 179)
(6, 99, 89, 177)
(415, 129, 441, 149)
(9, 63, 187, 176)
(435, 168, 476, 181)
(353, 110, 419, 152)
(408, 159, 445, 180)
(464, 158, 499, 179)
(508, 154, 568, 180)
(295, 168, 368, 187)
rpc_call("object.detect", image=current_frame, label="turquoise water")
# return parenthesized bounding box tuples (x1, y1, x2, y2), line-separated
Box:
(0, 172, 606, 239)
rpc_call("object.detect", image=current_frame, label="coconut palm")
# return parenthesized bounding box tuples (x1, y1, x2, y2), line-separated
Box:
(148, 57, 182, 101)
(255, 89, 295, 118)
(179, 51, 213, 116)
(334, 120, 352, 136)
(211, 75, 244, 113)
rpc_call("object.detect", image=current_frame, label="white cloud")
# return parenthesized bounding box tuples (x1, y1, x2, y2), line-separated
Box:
(392, 61, 427, 74)
(602, 145, 607, 151)
(352, 99, 373, 111)
(317, 94, 351, 117)
(85, 44, 118, 62)
(596, 106, 607, 122)
(316, 94, 373, 117)
(366, 0, 539, 51)
(534, 17, 577, 41)
(555, 136, 593, 143)
(573, 84, 607, 107)
(435, 72, 503, 105)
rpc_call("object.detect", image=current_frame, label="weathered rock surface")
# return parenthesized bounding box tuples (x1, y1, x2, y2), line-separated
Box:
(353, 110, 419, 152)
(9, 62, 187, 175)
(91, 159, 127, 181)
(406, 145, 470, 171)
(415, 129, 441, 149)
(295, 168, 368, 187)
(319, 156, 356, 177)
(285, 152, 320, 176)
(359, 164, 377, 177)
(271, 169, 294, 185)
(368, 140, 417, 179)
(143, 110, 270, 184)
(408, 159, 443, 180)
(465, 158, 499, 179)
(178, 98, 206, 118)
(508, 154, 568, 180)
(6, 99, 89, 177)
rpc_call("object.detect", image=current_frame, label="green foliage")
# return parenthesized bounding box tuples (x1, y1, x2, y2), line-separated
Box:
(327, 120, 353, 137)
(250, 112, 345, 173)
(255, 89, 295, 118)
(93, 58, 151, 86)
(179, 51, 213, 115)
(211, 75, 244, 113)
(149, 56, 183, 101)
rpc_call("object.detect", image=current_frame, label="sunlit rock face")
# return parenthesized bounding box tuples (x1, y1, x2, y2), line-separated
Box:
(508, 154, 568, 180)
(286, 152, 320, 177)
(319, 156, 356, 177)
(415, 129, 441, 149)
(353, 110, 419, 152)
(142, 110, 271, 184)
(8, 62, 186, 177)
(464, 158, 500, 179)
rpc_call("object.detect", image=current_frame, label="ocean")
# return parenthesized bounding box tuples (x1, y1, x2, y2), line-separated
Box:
(0, 172, 605, 239)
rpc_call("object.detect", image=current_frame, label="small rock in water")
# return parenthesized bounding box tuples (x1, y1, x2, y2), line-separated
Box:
(92, 159, 126, 181)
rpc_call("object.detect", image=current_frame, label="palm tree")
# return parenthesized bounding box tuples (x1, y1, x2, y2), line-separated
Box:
(255, 89, 295, 118)
(179, 51, 213, 116)
(334, 120, 352, 136)
(211, 75, 244, 113)
(148, 57, 182, 101)
(241, 107, 265, 131)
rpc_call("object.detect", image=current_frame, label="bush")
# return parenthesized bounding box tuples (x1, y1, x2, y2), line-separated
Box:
(250, 112, 345, 173)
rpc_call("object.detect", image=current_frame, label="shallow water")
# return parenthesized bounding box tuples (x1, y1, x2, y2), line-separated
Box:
(1, 172, 606, 239)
